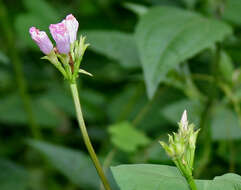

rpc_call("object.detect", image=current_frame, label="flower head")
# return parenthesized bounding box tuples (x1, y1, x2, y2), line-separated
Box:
(29, 14, 90, 82)
(49, 22, 70, 54)
(64, 14, 79, 43)
(160, 110, 200, 175)
(29, 27, 53, 55)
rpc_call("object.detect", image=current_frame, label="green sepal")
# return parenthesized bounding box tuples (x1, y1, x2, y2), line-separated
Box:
(79, 69, 93, 77)
(41, 50, 67, 79)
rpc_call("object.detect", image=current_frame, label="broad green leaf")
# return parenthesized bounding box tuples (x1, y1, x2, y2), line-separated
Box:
(28, 140, 99, 189)
(84, 30, 140, 68)
(108, 121, 150, 153)
(111, 164, 241, 190)
(162, 99, 204, 126)
(223, 0, 241, 25)
(0, 158, 28, 190)
(135, 6, 232, 98)
(211, 105, 241, 140)
(214, 173, 241, 186)
(111, 164, 189, 190)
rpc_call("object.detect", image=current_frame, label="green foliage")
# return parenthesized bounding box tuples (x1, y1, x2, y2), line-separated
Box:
(223, 0, 241, 25)
(108, 121, 150, 153)
(123, 3, 148, 16)
(84, 30, 140, 68)
(15, 0, 59, 48)
(111, 164, 241, 190)
(135, 6, 232, 98)
(162, 99, 204, 126)
(28, 140, 99, 189)
(1, 0, 241, 189)
(211, 105, 241, 140)
(0, 158, 28, 190)
(218, 50, 234, 83)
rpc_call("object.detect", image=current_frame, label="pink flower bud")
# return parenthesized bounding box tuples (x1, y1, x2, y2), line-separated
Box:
(29, 27, 53, 55)
(64, 14, 79, 43)
(49, 22, 70, 54)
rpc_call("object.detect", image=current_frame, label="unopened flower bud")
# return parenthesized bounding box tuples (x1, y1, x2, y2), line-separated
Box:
(49, 22, 70, 54)
(29, 27, 53, 55)
(64, 14, 79, 43)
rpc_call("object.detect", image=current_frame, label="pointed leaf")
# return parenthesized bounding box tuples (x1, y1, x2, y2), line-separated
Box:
(135, 6, 232, 98)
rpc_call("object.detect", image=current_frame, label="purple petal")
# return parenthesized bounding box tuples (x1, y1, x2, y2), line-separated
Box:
(29, 27, 53, 55)
(49, 22, 70, 54)
(64, 14, 79, 43)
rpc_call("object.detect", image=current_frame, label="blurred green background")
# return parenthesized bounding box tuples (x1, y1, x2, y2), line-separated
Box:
(0, 0, 241, 189)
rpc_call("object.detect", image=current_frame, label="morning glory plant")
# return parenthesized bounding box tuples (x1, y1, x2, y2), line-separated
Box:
(160, 110, 200, 190)
(29, 14, 111, 190)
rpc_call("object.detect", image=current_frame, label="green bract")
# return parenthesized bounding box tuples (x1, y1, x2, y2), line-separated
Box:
(42, 36, 91, 83)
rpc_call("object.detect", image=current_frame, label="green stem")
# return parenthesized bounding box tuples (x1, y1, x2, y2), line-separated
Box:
(185, 174, 198, 190)
(174, 159, 197, 190)
(70, 83, 111, 190)
(0, 1, 41, 139)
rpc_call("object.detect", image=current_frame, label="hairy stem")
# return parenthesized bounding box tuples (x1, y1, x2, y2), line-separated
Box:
(70, 83, 111, 190)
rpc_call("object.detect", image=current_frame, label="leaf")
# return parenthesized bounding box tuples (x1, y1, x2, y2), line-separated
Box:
(211, 105, 241, 140)
(111, 164, 241, 190)
(135, 6, 232, 98)
(28, 140, 99, 189)
(108, 121, 150, 153)
(218, 50, 234, 83)
(223, 0, 241, 25)
(123, 2, 148, 16)
(111, 164, 189, 190)
(83, 30, 140, 68)
(0, 158, 28, 190)
(162, 99, 204, 126)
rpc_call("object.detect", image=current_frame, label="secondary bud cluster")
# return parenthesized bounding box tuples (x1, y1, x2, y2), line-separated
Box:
(160, 110, 200, 176)
(29, 14, 91, 83)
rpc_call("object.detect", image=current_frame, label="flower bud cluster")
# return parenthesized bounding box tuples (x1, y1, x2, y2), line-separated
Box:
(29, 14, 91, 83)
(160, 110, 200, 175)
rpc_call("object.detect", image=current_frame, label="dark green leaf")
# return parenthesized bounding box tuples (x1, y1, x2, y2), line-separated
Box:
(135, 6, 232, 98)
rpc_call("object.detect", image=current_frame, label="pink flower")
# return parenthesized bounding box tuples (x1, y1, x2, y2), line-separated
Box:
(64, 14, 79, 43)
(49, 22, 70, 54)
(29, 27, 53, 55)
